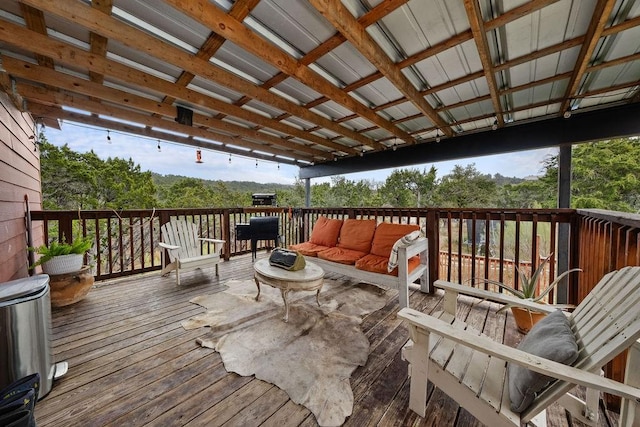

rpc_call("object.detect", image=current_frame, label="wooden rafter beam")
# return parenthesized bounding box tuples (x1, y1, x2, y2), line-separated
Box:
(221, 0, 406, 129)
(0, 16, 356, 157)
(20, 0, 378, 153)
(25, 90, 315, 164)
(163, 0, 260, 106)
(464, 0, 504, 127)
(4, 57, 327, 161)
(164, 0, 407, 146)
(559, 0, 617, 115)
(326, 0, 560, 118)
(309, 0, 453, 138)
(88, 0, 112, 84)
(28, 102, 302, 166)
(18, 3, 54, 69)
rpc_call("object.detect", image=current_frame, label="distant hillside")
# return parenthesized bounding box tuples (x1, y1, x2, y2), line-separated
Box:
(151, 173, 294, 193)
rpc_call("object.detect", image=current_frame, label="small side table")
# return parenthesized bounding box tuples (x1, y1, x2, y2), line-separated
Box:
(253, 259, 324, 322)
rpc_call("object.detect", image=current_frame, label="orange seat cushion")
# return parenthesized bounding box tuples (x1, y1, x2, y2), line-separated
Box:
(317, 247, 368, 265)
(288, 242, 330, 257)
(309, 216, 343, 247)
(370, 223, 420, 258)
(336, 219, 377, 253)
(355, 253, 422, 276)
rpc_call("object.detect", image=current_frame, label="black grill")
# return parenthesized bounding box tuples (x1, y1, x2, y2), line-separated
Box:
(252, 193, 277, 206)
(235, 216, 280, 260)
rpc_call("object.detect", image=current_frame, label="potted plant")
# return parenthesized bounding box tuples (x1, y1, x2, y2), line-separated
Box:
(478, 254, 581, 333)
(30, 236, 93, 276)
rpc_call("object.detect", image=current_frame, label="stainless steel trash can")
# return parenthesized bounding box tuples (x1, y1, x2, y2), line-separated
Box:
(0, 274, 67, 398)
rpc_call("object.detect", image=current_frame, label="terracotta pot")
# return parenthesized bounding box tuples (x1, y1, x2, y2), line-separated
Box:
(511, 306, 547, 334)
(48, 266, 94, 307)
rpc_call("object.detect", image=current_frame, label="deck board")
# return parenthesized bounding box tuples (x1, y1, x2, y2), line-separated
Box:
(35, 254, 617, 426)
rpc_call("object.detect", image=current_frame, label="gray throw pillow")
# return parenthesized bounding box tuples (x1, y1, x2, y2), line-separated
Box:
(508, 309, 579, 413)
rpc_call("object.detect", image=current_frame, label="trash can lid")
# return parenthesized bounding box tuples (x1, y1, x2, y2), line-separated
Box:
(0, 274, 49, 303)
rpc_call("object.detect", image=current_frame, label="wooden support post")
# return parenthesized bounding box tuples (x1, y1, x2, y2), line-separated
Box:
(426, 209, 439, 293)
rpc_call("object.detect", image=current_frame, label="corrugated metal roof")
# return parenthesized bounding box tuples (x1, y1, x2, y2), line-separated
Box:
(0, 0, 638, 172)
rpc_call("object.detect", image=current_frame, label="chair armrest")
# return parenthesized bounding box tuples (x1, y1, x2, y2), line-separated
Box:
(403, 237, 428, 258)
(398, 307, 640, 402)
(435, 280, 573, 314)
(159, 242, 180, 250)
(198, 238, 225, 244)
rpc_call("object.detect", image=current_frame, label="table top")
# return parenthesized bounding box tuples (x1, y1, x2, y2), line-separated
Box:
(254, 258, 324, 282)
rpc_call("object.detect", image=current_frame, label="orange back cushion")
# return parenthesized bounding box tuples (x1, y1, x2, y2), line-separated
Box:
(370, 223, 420, 258)
(337, 219, 377, 253)
(309, 216, 343, 247)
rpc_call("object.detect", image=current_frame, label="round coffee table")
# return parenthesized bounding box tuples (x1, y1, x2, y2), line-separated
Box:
(253, 258, 324, 322)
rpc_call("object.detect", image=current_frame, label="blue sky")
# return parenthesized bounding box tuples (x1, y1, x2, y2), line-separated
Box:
(43, 122, 557, 185)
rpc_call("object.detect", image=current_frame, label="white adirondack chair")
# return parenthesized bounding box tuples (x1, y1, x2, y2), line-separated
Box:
(399, 267, 640, 427)
(159, 219, 225, 286)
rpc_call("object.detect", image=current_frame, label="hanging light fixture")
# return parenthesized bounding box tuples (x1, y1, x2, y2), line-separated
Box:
(492, 118, 498, 130)
(157, 140, 161, 152)
(435, 130, 441, 143)
(228, 154, 232, 164)
(195, 149, 203, 163)
(106, 130, 111, 143)
(255, 159, 258, 168)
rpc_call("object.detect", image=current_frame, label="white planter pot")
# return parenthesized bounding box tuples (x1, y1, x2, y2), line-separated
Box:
(42, 254, 84, 275)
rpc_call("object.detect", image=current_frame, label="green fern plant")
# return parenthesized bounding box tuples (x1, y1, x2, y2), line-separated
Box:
(29, 235, 94, 269)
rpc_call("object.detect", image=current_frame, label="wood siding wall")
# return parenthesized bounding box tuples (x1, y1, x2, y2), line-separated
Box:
(0, 91, 41, 282)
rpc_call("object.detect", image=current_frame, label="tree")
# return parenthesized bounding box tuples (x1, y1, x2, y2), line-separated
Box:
(40, 138, 158, 209)
(436, 164, 497, 207)
(511, 138, 640, 212)
(379, 167, 437, 207)
(570, 138, 640, 212)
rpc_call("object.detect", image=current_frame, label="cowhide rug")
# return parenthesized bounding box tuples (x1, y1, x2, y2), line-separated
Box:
(181, 278, 390, 426)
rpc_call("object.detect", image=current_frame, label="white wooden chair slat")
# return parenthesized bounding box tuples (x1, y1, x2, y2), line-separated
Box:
(430, 318, 468, 368)
(480, 355, 508, 412)
(160, 219, 225, 286)
(574, 270, 640, 337)
(401, 266, 640, 426)
(461, 351, 491, 394)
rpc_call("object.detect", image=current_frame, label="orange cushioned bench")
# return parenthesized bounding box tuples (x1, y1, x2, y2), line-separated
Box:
(289, 216, 429, 308)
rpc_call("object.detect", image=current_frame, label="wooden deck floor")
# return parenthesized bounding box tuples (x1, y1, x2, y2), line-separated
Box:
(35, 254, 619, 427)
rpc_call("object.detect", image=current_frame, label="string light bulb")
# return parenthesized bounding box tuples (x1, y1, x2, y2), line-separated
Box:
(107, 130, 111, 143)
(228, 154, 232, 164)
(277, 163, 280, 170)
(157, 140, 161, 152)
(492, 118, 498, 130)
(435, 130, 441, 143)
(255, 159, 258, 168)
(196, 149, 203, 163)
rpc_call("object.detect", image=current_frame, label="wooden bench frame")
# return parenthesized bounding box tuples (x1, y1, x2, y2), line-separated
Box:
(303, 236, 429, 308)
(399, 267, 640, 427)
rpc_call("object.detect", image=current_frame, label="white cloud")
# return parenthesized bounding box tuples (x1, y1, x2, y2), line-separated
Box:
(44, 122, 556, 185)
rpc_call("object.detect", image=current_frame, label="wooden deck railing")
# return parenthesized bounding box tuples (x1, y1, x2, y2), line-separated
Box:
(28, 205, 640, 408)
(29, 207, 637, 304)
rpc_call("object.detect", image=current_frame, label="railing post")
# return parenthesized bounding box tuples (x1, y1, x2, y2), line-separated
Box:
(58, 212, 73, 243)
(426, 209, 439, 293)
(222, 209, 231, 261)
